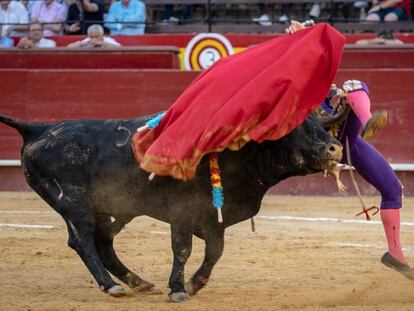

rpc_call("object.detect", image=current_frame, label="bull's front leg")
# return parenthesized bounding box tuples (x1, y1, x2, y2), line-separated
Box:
(186, 228, 224, 296)
(168, 221, 193, 303)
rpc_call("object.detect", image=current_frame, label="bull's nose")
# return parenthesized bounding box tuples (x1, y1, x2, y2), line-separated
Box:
(327, 143, 343, 161)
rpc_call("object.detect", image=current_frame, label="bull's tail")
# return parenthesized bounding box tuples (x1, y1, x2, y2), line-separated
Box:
(0, 115, 48, 141)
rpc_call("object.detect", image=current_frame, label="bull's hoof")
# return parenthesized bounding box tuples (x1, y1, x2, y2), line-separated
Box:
(185, 281, 196, 296)
(185, 276, 208, 296)
(133, 281, 155, 291)
(108, 285, 127, 297)
(169, 292, 190, 303)
(145, 287, 163, 295)
(133, 283, 163, 295)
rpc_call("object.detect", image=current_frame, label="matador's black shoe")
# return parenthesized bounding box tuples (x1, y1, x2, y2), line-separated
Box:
(361, 110, 388, 140)
(381, 252, 414, 281)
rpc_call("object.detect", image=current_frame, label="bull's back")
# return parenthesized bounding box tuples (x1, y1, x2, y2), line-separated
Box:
(21, 118, 153, 210)
(22, 119, 138, 177)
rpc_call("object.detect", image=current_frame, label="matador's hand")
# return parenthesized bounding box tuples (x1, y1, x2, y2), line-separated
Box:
(285, 19, 315, 34)
(324, 164, 346, 192)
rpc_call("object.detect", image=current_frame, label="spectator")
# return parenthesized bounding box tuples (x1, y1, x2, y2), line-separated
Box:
(67, 24, 120, 48)
(253, 3, 292, 24)
(104, 0, 145, 35)
(252, 3, 271, 26)
(31, 0, 66, 36)
(162, 5, 194, 24)
(64, 1, 82, 35)
(367, 0, 411, 21)
(309, 2, 321, 20)
(16, 22, 56, 48)
(64, 0, 104, 35)
(0, 23, 13, 47)
(0, 0, 29, 36)
(339, 0, 368, 21)
(278, 4, 292, 23)
(354, 1, 369, 20)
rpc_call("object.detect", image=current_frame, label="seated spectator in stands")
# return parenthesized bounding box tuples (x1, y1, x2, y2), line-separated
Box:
(31, 0, 66, 36)
(67, 24, 120, 48)
(252, 3, 271, 26)
(0, 23, 13, 47)
(309, 2, 321, 20)
(367, 0, 411, 21)
(339, 0, 368, 21)
(253, 3, 292, 25)
(16, 22, 56, 48)
(0, 0, 29, 36)
(104, 0, 145, 35)
(64, 0, 104, 35)
(162, 4, 194, 24)
(64, 0, 82, 35)
(278, 3, 292, 23)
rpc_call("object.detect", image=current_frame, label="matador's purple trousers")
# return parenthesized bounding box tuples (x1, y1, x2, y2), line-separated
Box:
(325, 85, 408, 265)
(338, 110, 403, 209)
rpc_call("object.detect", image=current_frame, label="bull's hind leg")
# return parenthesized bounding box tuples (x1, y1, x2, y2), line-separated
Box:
(168, 220, 193, 303)
(25, 172, 124, 297)
(94, 217, 157, 293)
(186, 228, 224, 296)
(65, 215, 126, 297)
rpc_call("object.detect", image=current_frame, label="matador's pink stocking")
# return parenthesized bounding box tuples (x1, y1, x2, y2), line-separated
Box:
(381, 209, 407, 264)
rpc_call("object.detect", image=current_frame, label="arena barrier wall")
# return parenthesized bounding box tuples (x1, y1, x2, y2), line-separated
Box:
(1, 48, 414, 195)
(0, 47, 181, 69)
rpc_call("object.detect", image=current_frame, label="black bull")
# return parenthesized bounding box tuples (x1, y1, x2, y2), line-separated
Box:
(0, 113, 342, 302)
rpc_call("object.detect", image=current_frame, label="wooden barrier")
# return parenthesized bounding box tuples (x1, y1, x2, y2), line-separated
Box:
(341, 46, 414, 69)
(0, 47, 181, 69)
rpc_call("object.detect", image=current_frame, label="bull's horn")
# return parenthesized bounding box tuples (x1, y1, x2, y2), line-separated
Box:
(318, 103, 351, 128)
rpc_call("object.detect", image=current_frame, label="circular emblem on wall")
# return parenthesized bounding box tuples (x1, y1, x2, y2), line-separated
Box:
(184, 33, 234, 71)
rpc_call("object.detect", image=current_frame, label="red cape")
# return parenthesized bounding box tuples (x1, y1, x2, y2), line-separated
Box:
(132, 24, 345, 180)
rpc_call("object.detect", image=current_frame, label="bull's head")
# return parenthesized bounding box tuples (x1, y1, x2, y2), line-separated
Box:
(282, 113, 343, 174)
(255, 110, 345, 185)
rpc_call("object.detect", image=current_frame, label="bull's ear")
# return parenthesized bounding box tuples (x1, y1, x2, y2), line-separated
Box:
(317, 103, 351, 128)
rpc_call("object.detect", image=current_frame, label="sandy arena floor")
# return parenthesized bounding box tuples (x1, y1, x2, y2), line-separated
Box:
(1, 192, 414, 311)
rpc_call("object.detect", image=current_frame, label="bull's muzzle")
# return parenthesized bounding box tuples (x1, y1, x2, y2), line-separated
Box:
(326, 142, 343, 163)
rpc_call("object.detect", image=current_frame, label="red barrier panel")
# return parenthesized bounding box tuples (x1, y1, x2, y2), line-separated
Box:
(0, 47, 181, 69)
(341, 47, 414, 69)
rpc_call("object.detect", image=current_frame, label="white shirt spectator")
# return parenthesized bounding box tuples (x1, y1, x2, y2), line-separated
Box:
(16, 21, 57, 49)
(78, 36, 120, 47)
(67, 24, 120, 48)
(36, 37, 56, 48)
(0, 1, 29, 36)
